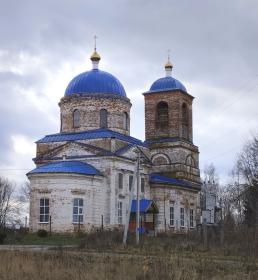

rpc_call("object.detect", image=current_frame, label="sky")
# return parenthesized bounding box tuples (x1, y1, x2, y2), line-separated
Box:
(0, 0, 258, 185)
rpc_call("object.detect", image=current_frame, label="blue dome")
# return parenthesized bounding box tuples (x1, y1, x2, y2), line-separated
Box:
(149, 76, 187, 93)
(65, 69, 126, 97)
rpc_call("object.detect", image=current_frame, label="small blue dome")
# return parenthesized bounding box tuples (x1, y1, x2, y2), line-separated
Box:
(149, 76, 187, 93)
(65, 69, 126, 97)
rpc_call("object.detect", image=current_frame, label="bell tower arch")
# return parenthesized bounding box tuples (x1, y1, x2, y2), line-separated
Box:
(143, 58, 200, 185)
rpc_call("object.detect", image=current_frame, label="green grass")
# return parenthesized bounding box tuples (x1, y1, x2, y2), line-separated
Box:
(4, 232, 83, 246)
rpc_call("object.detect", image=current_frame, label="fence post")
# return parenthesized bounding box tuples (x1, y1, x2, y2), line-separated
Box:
(101, 215, 104, 231)
(203, 223, 208, 249)
(49, 216, 52, 236)
(220, 220, 224, 246)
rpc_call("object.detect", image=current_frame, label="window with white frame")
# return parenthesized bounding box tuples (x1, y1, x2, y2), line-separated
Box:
(118, 201, 123, 224)
(180, 207, 185, 227)
(73, 198, 83, 223)
(190, 209, 194, 228)
(118, 173, 123, 189)
(141, 178, 145, 193)
(169, 204, 174, 226)
(39, 198, 49, 223)
(129, 175, 133, 192)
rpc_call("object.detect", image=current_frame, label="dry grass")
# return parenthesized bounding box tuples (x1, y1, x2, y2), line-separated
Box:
(0, 249, 257, 280)
(1, 228, 258, 279)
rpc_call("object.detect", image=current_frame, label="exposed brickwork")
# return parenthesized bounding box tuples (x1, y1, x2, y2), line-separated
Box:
(149, 141, 201, 184)
(144, 90, 201, 184)
(151, 184, 200, 231)
(28, 65, 202, 234)
(144, 90, 193, 141)
(59, 93, 131, 135)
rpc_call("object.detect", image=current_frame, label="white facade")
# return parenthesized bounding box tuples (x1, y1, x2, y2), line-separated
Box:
(28, 51, 201, 233)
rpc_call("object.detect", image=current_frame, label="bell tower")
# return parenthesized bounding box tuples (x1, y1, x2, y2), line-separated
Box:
(144, 57, 200, 185)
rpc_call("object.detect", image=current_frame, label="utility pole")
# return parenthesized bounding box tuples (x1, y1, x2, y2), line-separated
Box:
(123, 148, 138, 245)
(136, 151, 140, 245)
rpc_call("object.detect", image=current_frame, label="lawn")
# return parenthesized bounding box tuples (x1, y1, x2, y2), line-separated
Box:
(3, 231, 83, 246)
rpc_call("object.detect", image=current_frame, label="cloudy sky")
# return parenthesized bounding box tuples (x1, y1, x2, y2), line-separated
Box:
(0, 0, 258, 184)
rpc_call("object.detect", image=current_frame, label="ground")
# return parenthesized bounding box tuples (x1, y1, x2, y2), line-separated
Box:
(0, 230, 258, 279)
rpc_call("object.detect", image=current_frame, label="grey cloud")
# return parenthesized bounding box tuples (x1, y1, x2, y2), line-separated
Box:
(0, 0, 258, 182)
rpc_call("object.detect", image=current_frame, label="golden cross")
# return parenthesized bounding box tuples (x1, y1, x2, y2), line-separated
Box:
(167, 49, 171, 61)
(94, 35, 98, 51)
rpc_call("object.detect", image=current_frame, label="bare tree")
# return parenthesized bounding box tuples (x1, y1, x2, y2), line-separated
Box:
(225, 168, 245, 224)
(236, 136, 258, 227)
(203, 163, 219, 194)
(0, 177, 14, 229)
(19, 181, 31, 203)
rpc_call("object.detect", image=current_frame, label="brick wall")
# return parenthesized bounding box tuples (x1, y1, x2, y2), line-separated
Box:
(144, 90, 193, 141)
(59, 94, 131, 135)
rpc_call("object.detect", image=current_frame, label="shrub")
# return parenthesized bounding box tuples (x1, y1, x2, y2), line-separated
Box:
(78, 229, 123, 249)
(0, 231, 7, 244)
(37, 229, 48, 238)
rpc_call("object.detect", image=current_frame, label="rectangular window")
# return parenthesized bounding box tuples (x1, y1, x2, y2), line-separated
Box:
(141, 178, 145, 193)
(180, 207, 185, 227)
(73, 198, 83, 223)
(129, 175, 133, 192)
(169, 205, 174, 227)
(190, 209, 194, 228)
(118, 201, 123, 224)
(39, 198, 49, 223)
(118, 173, 123, 189)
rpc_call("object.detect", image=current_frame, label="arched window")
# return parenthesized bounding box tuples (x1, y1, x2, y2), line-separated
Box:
(156, 101, 169, 129)
(73, 109, 80, 128)
(123, 112, 129, 130)
(182, 103, 189, 139)
(152, 153, 170, 165)
(186, 155, 196, 167)
(100, 109, 108, 128)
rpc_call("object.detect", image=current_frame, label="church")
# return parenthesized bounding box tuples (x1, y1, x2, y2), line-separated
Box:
(27, 46, 201, 233)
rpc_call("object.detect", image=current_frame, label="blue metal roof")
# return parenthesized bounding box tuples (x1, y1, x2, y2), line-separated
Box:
(150, 173, 200, 190)
(27, 161, 102, 176)
(131, 199, 157, 213)
(65, 69, 126, 97)
(146, 76, 187, 94)
(37, 128, 145, 147)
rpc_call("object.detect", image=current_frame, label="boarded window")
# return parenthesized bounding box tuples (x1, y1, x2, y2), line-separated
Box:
(73, 198, 83, 223)
(100, 109, 108, 128)
(39, 198, 49, 223)
(129, 175, 133, 192)
(141, 178, 145, 193)
(73, 109, 80, 128)
(156, 101, 169, 129)
(118, 173, 123, 189)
